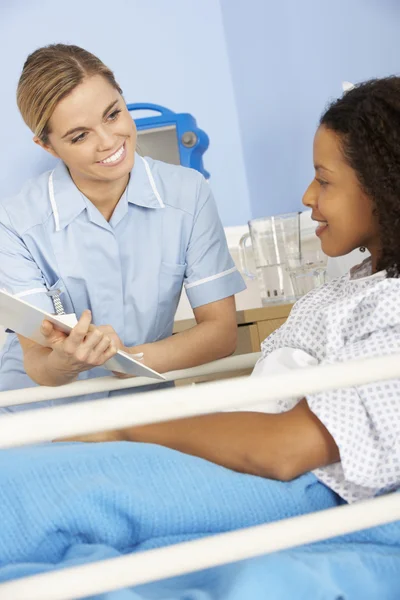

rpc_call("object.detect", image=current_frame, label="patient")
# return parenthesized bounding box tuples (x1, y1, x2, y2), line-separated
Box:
(70, 77, 400, 504)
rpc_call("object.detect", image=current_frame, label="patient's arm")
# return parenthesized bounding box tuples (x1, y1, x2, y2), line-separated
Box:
(64, 400, 339, 481)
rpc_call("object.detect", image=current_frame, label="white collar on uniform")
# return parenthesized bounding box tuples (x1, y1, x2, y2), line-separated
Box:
(48, 153, 164, 232)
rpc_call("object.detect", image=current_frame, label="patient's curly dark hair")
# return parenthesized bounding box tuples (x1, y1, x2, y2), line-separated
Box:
(320, 77, 400, 278)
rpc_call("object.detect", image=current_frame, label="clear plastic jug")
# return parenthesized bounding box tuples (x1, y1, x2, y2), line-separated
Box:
(286, 212, 328, 297)
(239, 213, 301, 305)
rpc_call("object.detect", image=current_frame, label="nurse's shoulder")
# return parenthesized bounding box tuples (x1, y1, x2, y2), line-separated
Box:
(142, 155, 209, 216)
(0, 169, 53, 235)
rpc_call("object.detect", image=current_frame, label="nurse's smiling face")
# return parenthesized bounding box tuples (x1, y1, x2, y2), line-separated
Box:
(35, 74, 136, 184)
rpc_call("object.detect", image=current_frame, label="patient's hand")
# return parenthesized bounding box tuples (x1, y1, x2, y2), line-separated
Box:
(56, 429, 126, 443)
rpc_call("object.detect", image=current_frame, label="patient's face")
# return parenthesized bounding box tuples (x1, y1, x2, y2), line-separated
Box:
(302, 126, 380, 261)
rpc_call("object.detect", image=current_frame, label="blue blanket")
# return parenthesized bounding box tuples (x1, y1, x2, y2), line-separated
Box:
(0, 441, 398, 599)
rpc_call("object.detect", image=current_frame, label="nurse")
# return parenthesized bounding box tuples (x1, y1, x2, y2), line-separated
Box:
(0, 43, 245, 410)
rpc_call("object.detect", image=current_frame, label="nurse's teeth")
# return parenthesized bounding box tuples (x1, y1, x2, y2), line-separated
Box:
(100, 145, 124, 164)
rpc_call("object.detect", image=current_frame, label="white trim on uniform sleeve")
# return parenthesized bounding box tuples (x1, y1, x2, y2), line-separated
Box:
(185, 266, 238, 290)
(48, 171, 61, 232)
(15, 288, 48, 298)
(141, 157, 165, 208)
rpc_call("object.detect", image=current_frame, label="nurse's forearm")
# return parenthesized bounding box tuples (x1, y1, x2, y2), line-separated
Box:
(129, 320, 237, 373)
(23, 345, 80, 386)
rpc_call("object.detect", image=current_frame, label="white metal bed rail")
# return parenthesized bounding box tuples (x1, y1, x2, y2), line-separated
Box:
(0, 493, 399, 600)
(0, 352, 399, 448)
(0, 353, 399, 597)
(0, 352, 261, 407)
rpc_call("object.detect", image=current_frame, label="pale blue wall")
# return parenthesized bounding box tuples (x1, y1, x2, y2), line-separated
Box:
(3, 1, 400, 225)
(0, 0, 251, 226)
(220, 0, 400, 217)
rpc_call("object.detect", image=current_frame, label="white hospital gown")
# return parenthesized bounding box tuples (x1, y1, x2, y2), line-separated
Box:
(256, 259, 400, 503)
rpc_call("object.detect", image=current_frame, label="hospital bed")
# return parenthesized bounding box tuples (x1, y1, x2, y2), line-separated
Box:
(0, 352, 399, 599)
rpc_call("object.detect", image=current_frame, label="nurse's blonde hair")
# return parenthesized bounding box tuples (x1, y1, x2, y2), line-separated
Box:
(17, 44, 123, 143)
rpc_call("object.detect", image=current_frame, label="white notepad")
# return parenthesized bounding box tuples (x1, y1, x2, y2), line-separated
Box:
(0, 290, 165, 380)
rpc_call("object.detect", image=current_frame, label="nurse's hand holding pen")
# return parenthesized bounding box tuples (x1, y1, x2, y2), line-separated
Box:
(18, 310, 124, 387)
(41, 308, 120, 373)
(41, 311, 136, 379)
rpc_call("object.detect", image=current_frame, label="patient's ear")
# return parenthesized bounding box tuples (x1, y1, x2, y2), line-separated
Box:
(33, 136, 59, 159)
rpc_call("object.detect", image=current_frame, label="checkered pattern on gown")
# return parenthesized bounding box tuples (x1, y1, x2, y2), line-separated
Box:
(259, 259, 400, 502)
